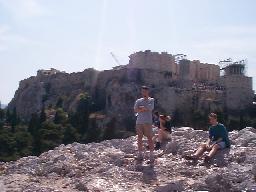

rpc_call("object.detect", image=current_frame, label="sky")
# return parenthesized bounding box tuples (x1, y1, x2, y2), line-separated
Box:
(0, 0, 255, 104)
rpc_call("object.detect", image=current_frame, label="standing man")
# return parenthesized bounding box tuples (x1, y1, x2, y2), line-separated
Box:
(134, 86, 155, 161)
(185, 113, 230, 162)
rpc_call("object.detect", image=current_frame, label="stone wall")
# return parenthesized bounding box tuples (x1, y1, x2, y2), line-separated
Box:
(178, 60, 220, 82)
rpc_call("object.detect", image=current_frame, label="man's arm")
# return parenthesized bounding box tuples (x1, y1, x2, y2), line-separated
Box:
(142, 98, 154, 112)
(134, 100, 143, 113)
(207, 127, 213, 148)
(134, 107, 144, 113)
(215, 138, 223, 143)
(209, 137, 223, 148)
(206, 138, 211, 147)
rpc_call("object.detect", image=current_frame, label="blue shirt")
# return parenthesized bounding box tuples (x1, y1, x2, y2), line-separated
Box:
(134, 97, 154, 125)
(209, 123, 230, 147)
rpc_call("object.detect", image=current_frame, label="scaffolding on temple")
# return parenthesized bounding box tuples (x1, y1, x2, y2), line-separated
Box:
(219, 58, 247, 76)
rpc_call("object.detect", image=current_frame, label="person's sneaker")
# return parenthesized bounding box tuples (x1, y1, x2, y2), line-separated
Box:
(155, 142, 161, 150)
(184, 155, 198, 160)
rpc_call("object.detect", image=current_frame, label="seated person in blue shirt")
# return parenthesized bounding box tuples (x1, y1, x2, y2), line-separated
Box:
(185, 113, 230, 162)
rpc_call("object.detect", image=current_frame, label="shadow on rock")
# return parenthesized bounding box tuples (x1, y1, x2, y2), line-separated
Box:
(154, 181, 184, 192)
(142, 165, 157, 184)
(211, 148, 231, 167)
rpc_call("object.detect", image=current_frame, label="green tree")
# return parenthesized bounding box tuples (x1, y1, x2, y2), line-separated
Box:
(11, 107, 19, 133)
(0, 129, 18, 161)
(54, 108, 68, 125)
(56, 97, 64, 108)
(72, 93, 92, 135)
(40, 106, 47, 123)
(28, 113, 40, 136)
(85, 119, 102, 143)
(39, 122, 64, 153)
(63, 124, 80, 144)
(28, 113, 41, 155)
(14, 126, 33, 157)
(6, 109, 11, 124)
(0, 108, 5, 121)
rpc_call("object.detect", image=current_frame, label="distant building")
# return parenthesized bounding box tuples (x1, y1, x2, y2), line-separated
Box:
(178, 59, 220, 82)
(126, 50, 254, 112)
(127, 50, 220, 82)
(37, 68, 62, 76)
(127, 50, 178, 79)
(219, 62, 254, 110)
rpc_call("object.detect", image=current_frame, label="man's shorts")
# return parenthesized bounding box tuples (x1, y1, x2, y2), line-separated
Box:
(136, 124, 153, 137)
(211, 141, 226, 149)
(216, 141, 227, 149)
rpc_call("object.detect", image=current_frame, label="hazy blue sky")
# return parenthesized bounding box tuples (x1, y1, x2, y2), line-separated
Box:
(0, 0, 255, 104)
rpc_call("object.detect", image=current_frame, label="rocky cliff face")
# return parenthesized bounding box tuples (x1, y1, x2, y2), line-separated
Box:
(0, 127, 255, 191)
(8, 68, 100, 119)
(8, 66, 224, 130)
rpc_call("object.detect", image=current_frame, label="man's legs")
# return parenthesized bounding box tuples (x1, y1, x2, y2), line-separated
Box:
(193, 143, 209, 158)
(144, 124, 154, 161)
(185, 143, 209, 160)
(136, 125, 144, 159)
(203, 144, 221, 162)
(147, 134, 154, 152)
(207, 144, 221, 158)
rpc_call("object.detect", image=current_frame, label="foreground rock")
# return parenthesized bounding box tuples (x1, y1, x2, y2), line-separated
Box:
(0, 127, 255, 192)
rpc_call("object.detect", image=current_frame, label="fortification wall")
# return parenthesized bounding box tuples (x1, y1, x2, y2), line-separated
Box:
(178, 60, 220, 82)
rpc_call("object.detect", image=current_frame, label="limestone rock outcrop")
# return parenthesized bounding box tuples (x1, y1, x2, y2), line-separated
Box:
(8, 68, 99, 119)
(0, 127, 255, 191)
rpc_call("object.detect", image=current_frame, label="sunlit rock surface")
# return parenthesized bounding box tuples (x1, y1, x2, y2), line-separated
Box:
(0, 127, 255, 192)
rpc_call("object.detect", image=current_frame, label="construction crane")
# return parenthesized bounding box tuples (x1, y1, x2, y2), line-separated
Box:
(110, 52, 121, 66)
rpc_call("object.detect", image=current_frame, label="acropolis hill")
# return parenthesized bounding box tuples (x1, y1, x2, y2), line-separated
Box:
(8, 50, 254, 130)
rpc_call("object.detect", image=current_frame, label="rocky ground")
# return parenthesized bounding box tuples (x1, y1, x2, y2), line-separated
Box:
(0, 127, 255, 192)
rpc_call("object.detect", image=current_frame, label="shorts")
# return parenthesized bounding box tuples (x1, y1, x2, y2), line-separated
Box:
(136, 124, 153, 137)
(211, 141, 226, 149)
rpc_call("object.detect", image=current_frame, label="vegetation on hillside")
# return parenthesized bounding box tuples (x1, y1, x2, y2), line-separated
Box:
(0, 93, 255, 162)
(0, 93, 117, 162)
